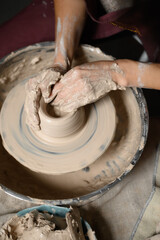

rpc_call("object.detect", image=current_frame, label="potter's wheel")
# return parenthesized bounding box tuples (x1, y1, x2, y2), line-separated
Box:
(0, 79, 116, 174)
(0, 42, 148, 205)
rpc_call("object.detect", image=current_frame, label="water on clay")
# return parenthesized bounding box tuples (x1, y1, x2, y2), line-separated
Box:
(0, 43, 146, 201)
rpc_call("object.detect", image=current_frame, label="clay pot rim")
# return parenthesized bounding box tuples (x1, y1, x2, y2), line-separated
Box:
(39, 98, 75, 122)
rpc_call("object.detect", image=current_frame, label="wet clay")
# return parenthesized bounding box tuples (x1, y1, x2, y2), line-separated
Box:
(1, 84, 116, 174)
(24, 68, 61, 131)
(0, 208, 87, 240)
(0, 43, 145, 201)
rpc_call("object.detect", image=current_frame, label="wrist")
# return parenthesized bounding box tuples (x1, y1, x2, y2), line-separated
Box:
(53, 54, 71, 74)
(109, 60, 128, 87)
(114, 59, 139, 87)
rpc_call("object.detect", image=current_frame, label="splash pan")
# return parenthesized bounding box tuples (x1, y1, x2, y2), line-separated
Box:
(0, 42, 148, 205)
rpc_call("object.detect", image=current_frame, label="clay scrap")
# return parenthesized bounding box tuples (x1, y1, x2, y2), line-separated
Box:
(0, 208, 89, 240)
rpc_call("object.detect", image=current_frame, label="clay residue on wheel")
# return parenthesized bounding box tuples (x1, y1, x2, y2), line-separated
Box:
(0, 43, 142, 200)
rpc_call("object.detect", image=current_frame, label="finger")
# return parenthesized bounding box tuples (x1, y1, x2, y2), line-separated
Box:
(24, 86, 41, 130)
(78, 61, 114, 70)
(25, 106, 40, 130)
(61, 68, 95, 84)
(54, 100, 79, 113)
(26, 111, 40, 131)
(25, 75, 41, 92)
(52, 90, 81, 112)
(45, 81, 63, 103)
(61, 68, 75, 81)
(78, 62, 99, 70)
(52, 90, 65, 105)
(40, 80, 54, 100)
(25, 100, 40, 130)
(40, 69, 61, 101)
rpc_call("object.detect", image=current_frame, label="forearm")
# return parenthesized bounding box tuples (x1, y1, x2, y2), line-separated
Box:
(139, 63, 160, 89)
(53, 0, 86, 69)
(114, 60, 160, 90)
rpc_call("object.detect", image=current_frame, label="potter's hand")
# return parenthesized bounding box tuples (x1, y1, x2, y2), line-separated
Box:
(50, 61, 125, 113)
(24, 68, 61, 131)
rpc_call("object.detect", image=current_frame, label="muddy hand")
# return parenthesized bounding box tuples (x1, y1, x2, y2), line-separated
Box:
(24, 68, 61, 131)
(51, 61, 125, 113)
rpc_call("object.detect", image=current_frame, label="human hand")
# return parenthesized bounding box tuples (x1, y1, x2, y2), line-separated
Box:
(24, 68, 61, 131)
(50, 61, 125, 113)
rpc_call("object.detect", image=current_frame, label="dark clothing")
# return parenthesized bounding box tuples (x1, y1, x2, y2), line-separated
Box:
(84, 0, 160, 62)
